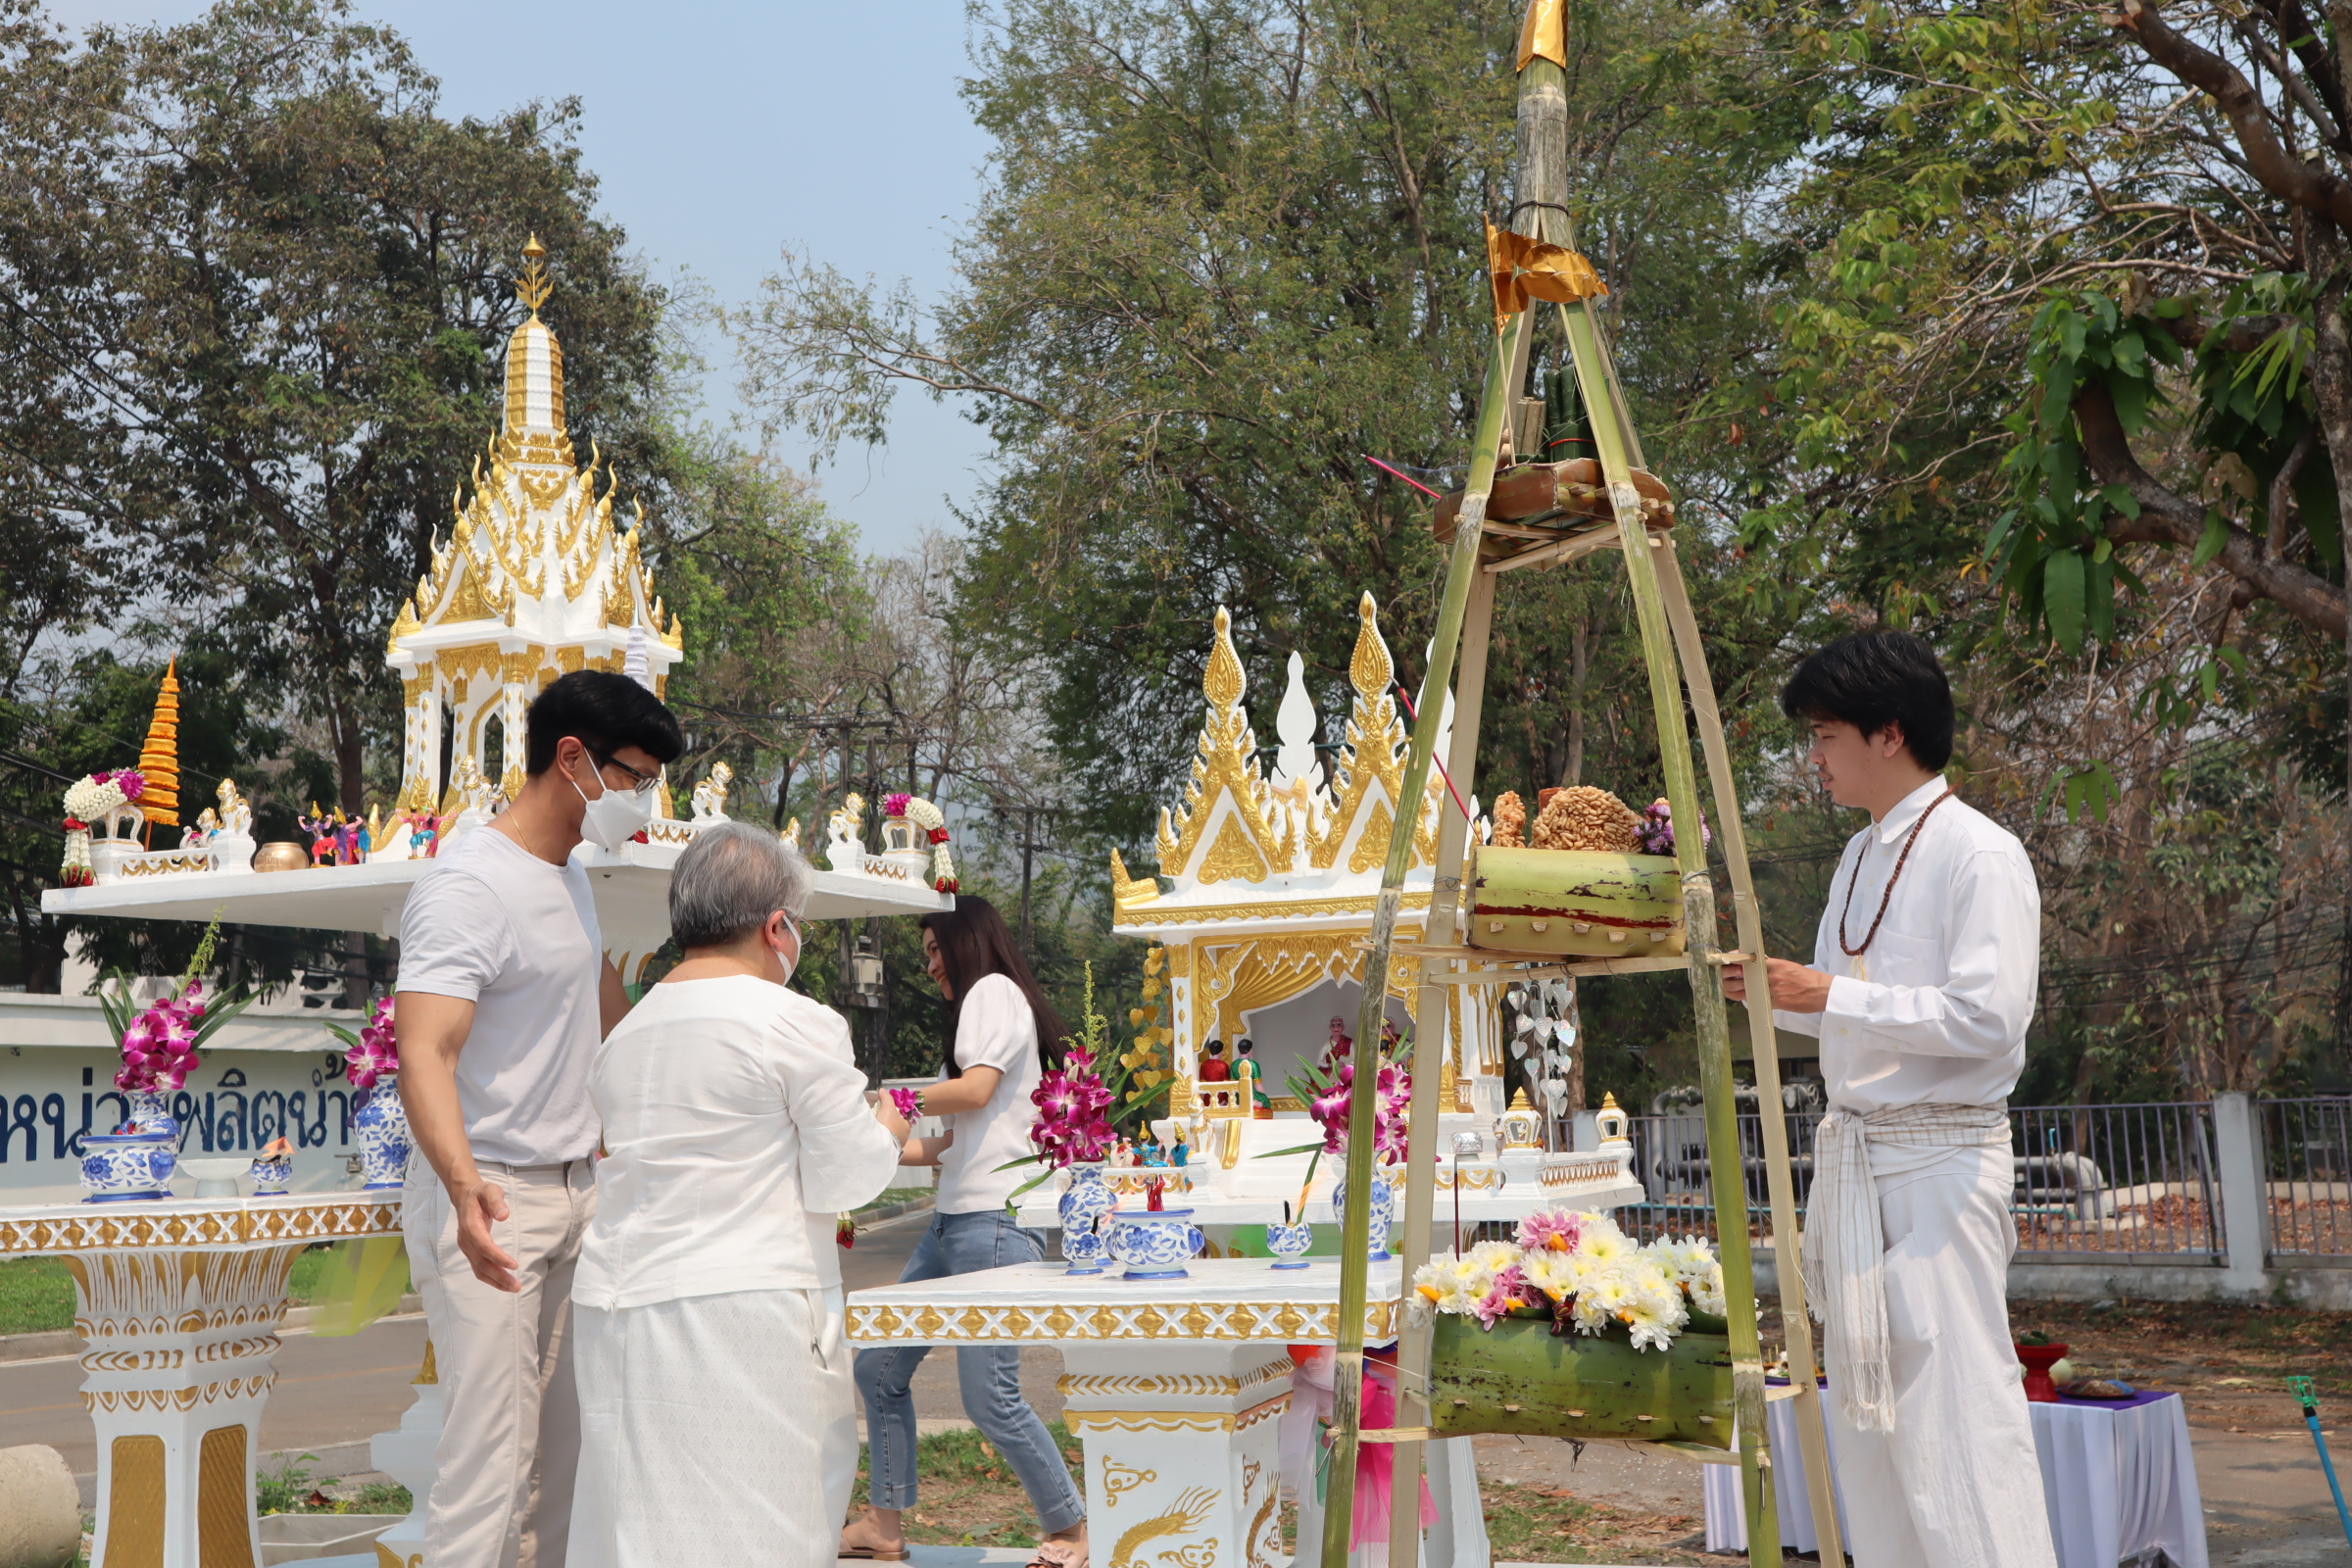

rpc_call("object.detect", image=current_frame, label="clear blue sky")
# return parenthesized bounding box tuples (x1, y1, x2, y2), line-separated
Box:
(50, 0, 997, 558)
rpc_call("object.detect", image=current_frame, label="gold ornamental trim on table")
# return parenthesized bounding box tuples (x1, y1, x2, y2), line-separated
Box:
(847, 1298, 1398, 1347)
(0, 1197, 402, 1256)
(1058, 1355, 1296, 1402)
(1540, 1156, 1632, 1189)
(1064, 1394, 1289, 1437)
(1114, 890, 1433, 928)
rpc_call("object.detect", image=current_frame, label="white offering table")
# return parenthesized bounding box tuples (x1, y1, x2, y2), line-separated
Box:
(1012, 1115, 1642, 1236)
(847, 1256, 1490, 1568)
(0, 1192, 403, 1568)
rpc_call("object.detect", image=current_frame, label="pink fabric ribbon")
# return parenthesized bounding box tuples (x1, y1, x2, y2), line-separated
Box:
(1279, 1347, 1438, 1548)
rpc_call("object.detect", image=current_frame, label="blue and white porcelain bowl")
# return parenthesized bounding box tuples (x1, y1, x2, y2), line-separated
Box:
(1106, 1206, 1205, 1281)
(248, 1154, 293, 1196)
(1265, 1220, 1315, 1270)
(79, 1129, 176, 1202)
(354, 1081, 411, 1191)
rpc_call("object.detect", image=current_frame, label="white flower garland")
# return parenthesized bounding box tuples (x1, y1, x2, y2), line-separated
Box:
(902, 798, 957, 892)
(64, 776, 126, 822)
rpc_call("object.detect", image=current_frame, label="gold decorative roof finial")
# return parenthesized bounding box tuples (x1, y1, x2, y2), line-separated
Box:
(1204, 606, 1245, 711)
(1348, 591, 1394, 703)
(516, 234, 553, 317)
(1600, 1091, 1621, 1111)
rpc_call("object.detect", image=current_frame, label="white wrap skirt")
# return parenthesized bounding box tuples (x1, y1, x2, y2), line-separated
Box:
(568, 1285, 857, 1568)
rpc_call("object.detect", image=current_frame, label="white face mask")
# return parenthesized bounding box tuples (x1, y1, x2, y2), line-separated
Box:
(569, 756, 656, 851)
(767, 911, 802, 985)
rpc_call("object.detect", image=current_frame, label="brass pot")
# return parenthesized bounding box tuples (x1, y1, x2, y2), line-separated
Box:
(253, 842, 313, 873)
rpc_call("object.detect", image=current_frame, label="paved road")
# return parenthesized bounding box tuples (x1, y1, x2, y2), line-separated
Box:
(0, 1207, 1066, 1488)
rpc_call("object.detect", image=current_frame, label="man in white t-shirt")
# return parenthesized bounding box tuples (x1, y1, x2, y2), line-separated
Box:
(395, 670, 683, 1568)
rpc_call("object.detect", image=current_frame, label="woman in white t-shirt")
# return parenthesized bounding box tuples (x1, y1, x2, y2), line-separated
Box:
(842, 896, 1088, 1568)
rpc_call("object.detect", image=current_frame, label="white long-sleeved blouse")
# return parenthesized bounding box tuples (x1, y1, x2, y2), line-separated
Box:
(1774, 775, 2042, 1116)
(574, 974, 902, 1310)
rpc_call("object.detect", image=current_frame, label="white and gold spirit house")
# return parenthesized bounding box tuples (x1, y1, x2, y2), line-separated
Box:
(387, 237, 684, 815)
(1110, 595, 1503, 1120)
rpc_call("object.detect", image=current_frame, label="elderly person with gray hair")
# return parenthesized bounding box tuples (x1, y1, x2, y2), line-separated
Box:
(566, 822, 911, 1568)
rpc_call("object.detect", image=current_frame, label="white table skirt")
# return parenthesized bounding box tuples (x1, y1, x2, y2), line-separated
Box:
(1704, 1392, 2210, 1568)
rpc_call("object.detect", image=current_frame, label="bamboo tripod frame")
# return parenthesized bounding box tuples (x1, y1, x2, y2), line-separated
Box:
(1313, 54, 1842, 1568)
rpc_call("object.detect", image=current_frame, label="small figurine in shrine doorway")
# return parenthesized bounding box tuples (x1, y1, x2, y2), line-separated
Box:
(1321, 1015, 1352, 1070)
(1199, 1039, 1231, 1082)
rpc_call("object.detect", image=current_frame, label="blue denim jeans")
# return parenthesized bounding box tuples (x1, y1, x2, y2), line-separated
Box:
(855, 1209, 1085, 1532)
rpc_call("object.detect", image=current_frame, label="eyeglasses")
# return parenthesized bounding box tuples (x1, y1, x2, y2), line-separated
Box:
(590, 750, 662, 797)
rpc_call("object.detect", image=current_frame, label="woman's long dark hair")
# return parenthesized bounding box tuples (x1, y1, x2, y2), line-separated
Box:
(920, 895, 1068, 1076)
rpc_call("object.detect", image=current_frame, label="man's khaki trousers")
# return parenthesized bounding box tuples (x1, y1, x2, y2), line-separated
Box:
(403, 1156, 597, 1568)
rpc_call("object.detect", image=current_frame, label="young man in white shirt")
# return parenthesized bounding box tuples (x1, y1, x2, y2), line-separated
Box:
(394, 670, 683, 1568)
(1723, 629, 2057, 1568)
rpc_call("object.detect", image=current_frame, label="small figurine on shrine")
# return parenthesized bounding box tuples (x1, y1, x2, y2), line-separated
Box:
(1170, 1125, 1190, 1166)
(1199, 1038, 1231, 1082)
(180, 808, 220, 850)
(407, 809, 444, 859)
(1237, 1038, 1272, 1112)
(300, 805, 337, 866)
(1321, 1015, 1353, 1070)
(336, 812, 366, 866)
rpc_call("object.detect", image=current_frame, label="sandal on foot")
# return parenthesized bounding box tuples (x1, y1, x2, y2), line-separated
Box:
(838, 1544, 909, 1562)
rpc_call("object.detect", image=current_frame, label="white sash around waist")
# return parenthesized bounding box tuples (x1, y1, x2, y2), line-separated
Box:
(1800, 1102, 2011, 1432)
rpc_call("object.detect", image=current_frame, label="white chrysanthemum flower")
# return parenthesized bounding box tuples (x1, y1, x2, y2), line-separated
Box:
(1573, 1271, 1635, 1335)
(1468, 1240, 1520, 1272)
(1576, 1229, 1634, 1269)
(1623, 1295, 1679, 1352)
(1690, 1270, 1727, 1318)
(1412, 1258, 1483, 1316)
(1520, 1250, 1579, 1303)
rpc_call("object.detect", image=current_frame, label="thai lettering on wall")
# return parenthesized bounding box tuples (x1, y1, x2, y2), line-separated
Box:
(0, 1050, 366, 1198)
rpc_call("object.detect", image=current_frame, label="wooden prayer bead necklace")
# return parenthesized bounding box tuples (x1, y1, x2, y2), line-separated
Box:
(1838, 788, 1955, 956)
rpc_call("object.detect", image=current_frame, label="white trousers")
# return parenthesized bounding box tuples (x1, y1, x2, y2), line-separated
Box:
(1826, 1148, 2058, 1568)
(567, 1286, 858, 1568)
(404, 1157, 595, 1568)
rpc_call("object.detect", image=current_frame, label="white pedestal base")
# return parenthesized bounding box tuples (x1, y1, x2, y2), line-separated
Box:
(1058, 1344, 1290, 1564)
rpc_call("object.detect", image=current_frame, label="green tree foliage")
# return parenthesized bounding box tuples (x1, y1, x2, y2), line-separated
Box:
(0, 0, 667, 811)
(732, 0, 1793, 848)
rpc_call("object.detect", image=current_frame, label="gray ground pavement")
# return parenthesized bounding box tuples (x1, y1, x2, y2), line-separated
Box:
(6, 1209, 2347, 1562)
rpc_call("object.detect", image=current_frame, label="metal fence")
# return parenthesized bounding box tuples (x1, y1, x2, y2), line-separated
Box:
(2260, 1097, 2352, 1258)
(1614, 1101, 2227, 1259)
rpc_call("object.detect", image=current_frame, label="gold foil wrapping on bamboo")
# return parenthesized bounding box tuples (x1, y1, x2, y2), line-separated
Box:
(1516, 0, 1566, 70)
(1487, 222, 1609, 331)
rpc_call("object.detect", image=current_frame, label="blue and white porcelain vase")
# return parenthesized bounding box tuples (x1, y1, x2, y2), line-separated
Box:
(79, 1127, 176, 1202)
(354, 1079, 411, 1190)
(1330, 1168, 1397, 1263)
(1057, 1163, 1114, 1275)
(1265, 1219, 1314, 1270)
(1106, 1205, 1205, 1282)
(125, 1089, 179, 1143)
